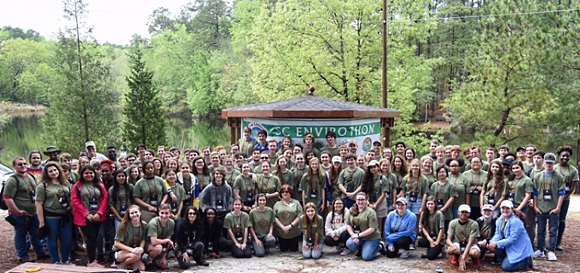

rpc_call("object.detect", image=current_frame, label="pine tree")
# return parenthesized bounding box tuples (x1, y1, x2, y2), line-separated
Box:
(123, 46, 166, 149)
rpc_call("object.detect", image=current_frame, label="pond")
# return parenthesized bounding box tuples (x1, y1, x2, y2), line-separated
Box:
(0, 114, 231, 165)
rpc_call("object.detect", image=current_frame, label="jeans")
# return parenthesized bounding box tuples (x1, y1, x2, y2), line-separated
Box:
(229, 242, 252, 258)
(252, 235, 276, 257)
(346, 237, 381, 261)
(45, 217, 72, 263)
(407, 196, 422, 214)
(557, 199, 569, 244)
(343, 197, 355, 209)
(12, 214, 45, 259)
(536, 212, 559, 252)
(114, 219, 121, 232)
(495, 248, 531, 272)
(302, 241, 323, 259)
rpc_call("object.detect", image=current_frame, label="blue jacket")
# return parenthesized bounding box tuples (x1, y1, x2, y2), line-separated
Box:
(384, 209, 416, 247)
(491, 214, 533, 263)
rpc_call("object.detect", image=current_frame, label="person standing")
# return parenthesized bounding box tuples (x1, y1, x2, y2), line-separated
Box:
(35, 162, 72, 265)
(554, 146, 578, 251)
(4, 157, 47, 263)
(532, 153, 565, 261)
(238, 127, 258, 158)
(337, 154, 364, 208)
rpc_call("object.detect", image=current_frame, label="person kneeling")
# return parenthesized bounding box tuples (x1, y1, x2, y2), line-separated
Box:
(225, 198, 252, 258)
(176, 206, 209, 268)
(146, 204, 175, 270)
(446, 204, 481, 271)
(112, 205, 146, 271)
(384, 197, 416, 259)
(301, 203, 324, 259)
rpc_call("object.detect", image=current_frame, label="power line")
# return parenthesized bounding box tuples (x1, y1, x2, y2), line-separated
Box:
(390, 8, 580, 23)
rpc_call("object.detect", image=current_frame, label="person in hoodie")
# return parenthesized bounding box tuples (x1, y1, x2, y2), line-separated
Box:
(198, 167, 233, 221)
(384, 197, 417, 259)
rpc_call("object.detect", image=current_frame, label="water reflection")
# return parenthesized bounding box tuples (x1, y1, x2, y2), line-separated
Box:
(0, 114, 230, 164)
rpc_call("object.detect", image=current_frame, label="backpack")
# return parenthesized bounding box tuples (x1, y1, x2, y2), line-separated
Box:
(0, 173, 36, 210)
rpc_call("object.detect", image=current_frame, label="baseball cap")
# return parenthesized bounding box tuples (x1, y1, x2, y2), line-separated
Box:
(348, 140, 357, 146)
(85, 141, 96, 148)
(482, 204, 494, 211)
(500, 200, 514, 209)
(458, 204, 471, 213)
(396, 197, 407, 205)
(544, 153, 556, 163)
(332, 156, 342, 163)
(368, 160, 380, 167)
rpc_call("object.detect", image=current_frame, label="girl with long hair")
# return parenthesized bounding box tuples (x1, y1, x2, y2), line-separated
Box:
(300, 202, 324, 259)
(225, 198, 252, 258)
(301, 158, 326, 212)
(273, 156, 294, 190)
(324, 198, 350, 255)
(249, 194, 276, 257)
(257, 161, 281, 208)
(362, 160, 391, 241)
(127, 165, 140, 185)
(175, 206, 209, 268)
(418, 196, 445, 260)
(192, 156, 211, 208)
(112, 205, 146, 271)
(403, 159, 428, 215)
(429, 166, 456, 232)
(109, 169, 134, 231)
(391, 155, 407, 197)
(36, 162, 72, 265)
(291, 153, 308, 202)
(481, 160, 507, 215)
(345, 192, 383, 261)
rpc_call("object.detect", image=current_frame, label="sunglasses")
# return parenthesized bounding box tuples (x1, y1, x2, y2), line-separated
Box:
(459, 211, 470, 214)
(188, 212, 197, 215)
(281, 191, 289, 194)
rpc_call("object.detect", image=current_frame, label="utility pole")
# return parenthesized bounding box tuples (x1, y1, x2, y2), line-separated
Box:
(381, 0, 389, 148)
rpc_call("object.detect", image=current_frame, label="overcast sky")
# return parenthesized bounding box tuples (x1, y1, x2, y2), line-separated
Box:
(0, 0, 189, 45)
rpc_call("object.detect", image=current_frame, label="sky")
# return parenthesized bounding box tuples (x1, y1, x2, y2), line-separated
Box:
(0, 0, 189, 45)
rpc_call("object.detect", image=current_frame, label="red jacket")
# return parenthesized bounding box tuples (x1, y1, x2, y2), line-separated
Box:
(71, 181, 109, 226)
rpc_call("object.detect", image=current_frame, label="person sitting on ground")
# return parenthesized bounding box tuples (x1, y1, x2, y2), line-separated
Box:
(345, 192, 383, 261)
(324, 198, 350, 255)
(446, 204, 481, 272)
(224, 198, 253, 258)
(200, 207, 230, 259)
(175, 206, 208, 268)
(418, 196, 445, 260)
(249, 194, 276, 257)
(300, 202, 324, 259)
(112, 205, 146, 271)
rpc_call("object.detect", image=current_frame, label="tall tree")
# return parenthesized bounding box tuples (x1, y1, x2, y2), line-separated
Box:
(124, 46, 166, 149)
(42, 0, 120, 152)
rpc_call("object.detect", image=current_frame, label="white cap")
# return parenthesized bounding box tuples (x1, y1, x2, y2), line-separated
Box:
(332, 156, 342, 163)
(500, 200, 514, 209)
(368, 160, 380, 167)
(482, 204, 494, 211)
(458, 204, 471, 213)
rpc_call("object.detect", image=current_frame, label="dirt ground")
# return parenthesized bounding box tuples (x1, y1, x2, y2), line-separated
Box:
(1, 196, 580, 273)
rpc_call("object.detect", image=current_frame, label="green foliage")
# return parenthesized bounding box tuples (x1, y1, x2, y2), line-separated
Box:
(123, 47, 166, 150)
(42, 0, 121, 153)
(0, 26, 42, 41)
(442, 0, 579, 148)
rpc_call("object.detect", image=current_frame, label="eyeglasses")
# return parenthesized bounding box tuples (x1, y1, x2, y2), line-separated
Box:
(261, 157, 269, 159)
(281, 191, 289, 194)
(459, 211, 470, 214)
(450, 165, 459, 167)
(188, 212, 197, 215)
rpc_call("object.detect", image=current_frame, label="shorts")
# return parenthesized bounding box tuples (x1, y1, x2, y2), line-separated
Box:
(453, 242, 480, 253)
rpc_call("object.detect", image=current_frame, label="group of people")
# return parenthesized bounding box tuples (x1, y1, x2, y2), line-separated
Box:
(2, 129, 577, 272)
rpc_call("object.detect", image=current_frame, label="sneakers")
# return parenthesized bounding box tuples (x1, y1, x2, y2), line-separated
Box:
(340, 248, 352, 256)
(451, 254, 459, 265)
(400, 250, 410, 259)
(472, 257, 481, 268)
(409, 243, 416, 250)
(532, 249, 545, 259)
(18, 257, 35, 263)
(63, 261, 74, 266)
(556, 245, 564, 251)
(378, 241, 388, 256)
(547, 251, 557, 261)
(335, 245, 343, 254)
(110, 261, 117, 268)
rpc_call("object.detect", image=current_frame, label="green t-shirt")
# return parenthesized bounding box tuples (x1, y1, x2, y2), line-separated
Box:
(423, 172, 436, 189)
(224, 211, 252, 243)
(195, 174, 212, 191)
(225, 169, 241, 186)
(345, 206, 381, 240)
(256, 175, 281, 208)
(418, 210, 445, 244)
(337, 167, 365, 198)
(167, 183, 186, 215)
(447, 218, 480, 243)
(533, 171, 565, 213)
(249, 207, 275, 238)
(108, 184, 134, 218)
(463, 170, 487, 208)
(482, 177, 508, 206)
(147, 217, 175, 242)
(78, 182, 105, 214)
(449, 173, 470, 209)
(300, 214, 324, 242)
(274, 170, 295, 187)
(403, 175, 429, 198)
(4, 174, 37, 215)
(273, 199, 302, 239)
(506, 175, 533, 206)
(429, 181, 458, 220)
(300, 173, 326, 208)
(554, 164, 579, 200)
(112, 221, 147, 251)
(238, 138, 258, 158)
(35, 182, 71, 217)
(320, 145, 340, 157)
(233, 175, 257, 205)
(291, 166, 308, 200)
(134, 176, 167, 210)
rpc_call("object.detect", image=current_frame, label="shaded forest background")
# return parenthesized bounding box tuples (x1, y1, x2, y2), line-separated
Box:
(0, 0, 578, 154)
